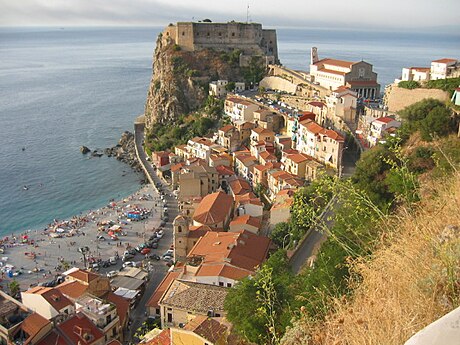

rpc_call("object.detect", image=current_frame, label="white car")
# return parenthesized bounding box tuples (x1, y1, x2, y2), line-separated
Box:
(122, 261, 138, 268)
(107, 271, 118, 278)
(156, 230, 165, 238)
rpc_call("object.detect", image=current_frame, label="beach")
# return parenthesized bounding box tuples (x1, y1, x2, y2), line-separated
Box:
(0, 184, 167, 291)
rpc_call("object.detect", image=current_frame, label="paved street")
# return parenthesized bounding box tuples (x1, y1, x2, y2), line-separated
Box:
(124, 124, 179, 343)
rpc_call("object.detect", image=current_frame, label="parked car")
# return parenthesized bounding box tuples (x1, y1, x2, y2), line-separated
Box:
(101, 260, 110, 268)
(107, 271, 118, 278)
(156, 230, 165, 239)
(96, 235, 106, 241)
(141, 248, 151, 255)
(135, 243, 147, 252)
(148, 236, 159, 243)
(148, 254, 160, 261)
(162, 249, 173, 257)
(162, 255, 172, 262)
(122, 261, 138, 268)
(109, 257, 118, 265)
(122, 253, 134, 261)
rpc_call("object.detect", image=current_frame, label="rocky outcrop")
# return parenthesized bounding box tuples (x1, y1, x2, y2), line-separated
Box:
(105, 131, 142, 172)
(144, 33, 248, 129)
(80, 146, 90, 154)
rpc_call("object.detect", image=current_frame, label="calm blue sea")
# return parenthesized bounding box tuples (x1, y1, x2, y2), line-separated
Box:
(0, 26, 459, 235)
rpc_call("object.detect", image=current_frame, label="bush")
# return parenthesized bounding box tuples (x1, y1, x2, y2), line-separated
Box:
(426, 77, 460, 96)
(398, 80, 420, 89)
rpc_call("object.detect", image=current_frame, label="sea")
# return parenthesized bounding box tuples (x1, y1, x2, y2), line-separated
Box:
(1, 26, 459, 235)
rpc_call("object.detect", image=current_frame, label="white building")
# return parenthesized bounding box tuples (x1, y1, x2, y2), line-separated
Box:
(430, 58, 458, 80)
(325, 86, 358, 124)
(367, 116, 401, 147)
(400, 67, 431, 82)
(309, 47, 380, 99)
(224, 96, 259, 123)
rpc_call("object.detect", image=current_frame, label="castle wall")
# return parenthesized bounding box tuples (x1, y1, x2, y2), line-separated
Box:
(165, 22, 277, 61)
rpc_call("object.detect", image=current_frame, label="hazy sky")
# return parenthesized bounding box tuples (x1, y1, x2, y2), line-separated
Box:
(1, 0, 459, 30)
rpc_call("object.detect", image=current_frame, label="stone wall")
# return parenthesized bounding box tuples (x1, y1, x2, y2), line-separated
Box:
(385, 84, 450, 113)
(260, 76, 298, 94)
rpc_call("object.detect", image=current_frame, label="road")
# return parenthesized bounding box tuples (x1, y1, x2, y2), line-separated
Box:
(124, 124, 179, 343)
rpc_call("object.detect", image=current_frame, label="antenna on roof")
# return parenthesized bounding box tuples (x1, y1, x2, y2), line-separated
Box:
(246, 4, 250, 23)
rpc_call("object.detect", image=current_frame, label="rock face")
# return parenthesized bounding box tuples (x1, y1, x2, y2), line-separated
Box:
(144, 33, 247, 129)
(105, 131, 143, 173)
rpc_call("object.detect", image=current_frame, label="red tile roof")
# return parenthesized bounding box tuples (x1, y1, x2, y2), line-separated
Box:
(308, 101, 325, 108)
(147, 271, 181, 308)
(171, 162, 186, 173)
(228, 178, 252, 195)
(432, 58, 457, 64)
(56, 280, 88, 300)
(188, 225, 214, 238)
(188, 230, 270, 272)
(374, 116, 396, 124)
(67, 269, 98, 283)
(184, 315, 228, 343)
(314, 58, 355, 68)
(195, 263, 251, 281)
(219, 124, 235, 133)
(36, 330, 67, 345)
(57, 313, 104, 345)
(317, 68, 346, 76)
(20, 313, 50, 341)
(26, 286, 73, 312)
(143, 329, 171, 345)
(193, 192, 234, 226)
(230, 215, 262, 229)
(287, 153, 311, 164)
(215, 165, 235, 176)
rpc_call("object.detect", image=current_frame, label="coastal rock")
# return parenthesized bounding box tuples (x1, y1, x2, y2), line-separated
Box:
(105, 131, 143, 173)
(91, 150, 103, 157)
(80, 146, 91, 154)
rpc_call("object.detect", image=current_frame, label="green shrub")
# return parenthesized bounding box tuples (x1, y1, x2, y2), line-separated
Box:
(398, 81, 421, 89)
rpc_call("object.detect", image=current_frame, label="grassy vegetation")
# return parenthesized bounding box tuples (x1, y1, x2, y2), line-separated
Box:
(225, 98, 460, 345)
(144, 96, 224, 152)
(426, 77, 460, 96)
(398, 80, 420, 89)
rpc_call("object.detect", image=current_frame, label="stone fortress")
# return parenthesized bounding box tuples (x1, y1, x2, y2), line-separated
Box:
(162, 21, 278, 66)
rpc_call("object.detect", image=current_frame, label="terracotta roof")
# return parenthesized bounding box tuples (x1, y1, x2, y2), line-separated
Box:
(66, 269, 98, 283)
(314, 58, 354, 68)
(193, 192, 233, 226)
(143, 329, 171, 345)
(298, 112, 316, 122)
(283, 148, 299, 155)
(252, 127, 275, 136)
(228, 178, 251, 195)
(286, 153, 311, 164)
(219, 124, 235, 133)
(56, 280, 88, 300)
(160, 280, 228, 314)
(304, 120, 324, 134)
(195, 263, 251, 281)
(410, 67, 430, 72)
(317, 68, 347, 76)
(36, 330, 67, 345)
(276, 188, 296, 197)
(324, 129, 345, 141)
(106, 291, 130, 326)
(147, 271, 182, 308)
(215, 165, 235, 176)
(308, 101, 325, 108)
(184, 315, 228, 343)
(57, 313, 104, 345)
(259, 151, 277, 161)
(171, 162, 186, 173)
(230, 215, 262, 229)
(432, 58, 457, 64)
(188, 225, 214, 238)
(374, 116, 396, 124)
(234, 192, 257, 203)
(175, 144, 188, 151)
(26, 286, 73, 311)
(20, 313, 50, 341)
(188, 230, 270, 271)
(240, 121, 255, 129)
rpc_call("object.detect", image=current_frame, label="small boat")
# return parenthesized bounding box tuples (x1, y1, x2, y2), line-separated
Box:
(22, 147, 25, 151)
(23, 186, 28, 191)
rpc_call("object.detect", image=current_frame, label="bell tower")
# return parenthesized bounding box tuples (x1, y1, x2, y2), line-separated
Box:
(311, 47, 319, 65)
(173, 215, 189, 262)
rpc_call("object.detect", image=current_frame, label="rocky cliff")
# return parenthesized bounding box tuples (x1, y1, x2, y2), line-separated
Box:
(144, 33, 251, 129)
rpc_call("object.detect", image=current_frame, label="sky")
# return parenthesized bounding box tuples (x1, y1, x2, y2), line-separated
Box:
(1, 0, 459, 31)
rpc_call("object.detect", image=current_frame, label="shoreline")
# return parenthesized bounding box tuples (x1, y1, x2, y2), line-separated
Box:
(0, 182, 163, 291)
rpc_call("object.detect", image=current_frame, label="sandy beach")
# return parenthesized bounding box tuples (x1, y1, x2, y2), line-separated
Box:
(0, 184, 167, 291)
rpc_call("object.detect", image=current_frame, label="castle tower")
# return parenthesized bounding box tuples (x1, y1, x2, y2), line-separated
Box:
(311, 47, 319, 65)
(173, 215, 189, 262)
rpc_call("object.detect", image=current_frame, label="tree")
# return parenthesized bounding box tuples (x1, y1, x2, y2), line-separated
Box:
(225, 82, 236, 92)
(225, 250, 295, 344)
(419, 106, 452, 141)
(399, 98, 444, 123)
(270, 222, 291, 248)
(8, 280, 20, 297)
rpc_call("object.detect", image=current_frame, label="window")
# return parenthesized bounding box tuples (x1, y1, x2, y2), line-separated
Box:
(232, 32, 235, 37)
(167, 313, 173, 323)
(207, 32, 210, 36)
(182, 31, 185, 36)
(219, 282, 224, 286)
(227, 282, 232, 287)
(178, 226, 182, 233)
